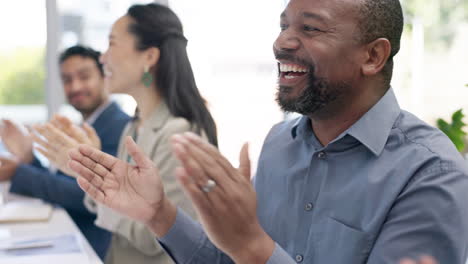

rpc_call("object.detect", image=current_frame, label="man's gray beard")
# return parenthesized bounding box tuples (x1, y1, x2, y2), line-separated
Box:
(275, 77, 346, 116)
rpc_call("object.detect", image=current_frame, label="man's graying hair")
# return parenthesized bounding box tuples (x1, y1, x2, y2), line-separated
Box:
(356, 0, 404, 86)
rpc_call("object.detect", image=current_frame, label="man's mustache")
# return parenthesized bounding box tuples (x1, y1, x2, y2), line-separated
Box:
(68, 92, 89, 100)
(274, 50, 313, 67)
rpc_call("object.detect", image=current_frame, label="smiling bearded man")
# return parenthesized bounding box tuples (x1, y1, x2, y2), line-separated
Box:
(67, 0, 468, 263)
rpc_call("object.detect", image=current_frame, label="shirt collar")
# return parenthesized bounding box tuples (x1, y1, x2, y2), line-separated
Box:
(291, 88, 401, 156)
(345, 88, 400, 156)
(291, 116, 309, 139)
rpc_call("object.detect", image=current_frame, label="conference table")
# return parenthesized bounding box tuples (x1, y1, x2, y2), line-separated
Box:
(0, 191, 102, 264)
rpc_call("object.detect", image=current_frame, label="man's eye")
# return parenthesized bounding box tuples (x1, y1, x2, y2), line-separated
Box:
(303, 25, 320, 32)
(280, 24, 288, 31)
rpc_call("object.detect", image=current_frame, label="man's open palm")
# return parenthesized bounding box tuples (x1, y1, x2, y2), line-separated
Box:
(69, 136, 164, 223)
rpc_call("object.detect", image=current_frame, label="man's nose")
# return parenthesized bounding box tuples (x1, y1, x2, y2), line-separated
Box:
(274, 30, 300, 53)
(70, 80, 83, 92)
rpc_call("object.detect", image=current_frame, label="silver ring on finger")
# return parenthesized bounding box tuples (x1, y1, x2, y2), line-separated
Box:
(201, 179, 217, 193)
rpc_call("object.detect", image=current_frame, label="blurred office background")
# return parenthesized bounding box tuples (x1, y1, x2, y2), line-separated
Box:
(0, 0, 467, 167)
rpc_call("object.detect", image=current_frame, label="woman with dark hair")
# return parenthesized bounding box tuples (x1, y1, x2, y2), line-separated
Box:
(84, 3, 217, 263)
(124, 4, 217, 146)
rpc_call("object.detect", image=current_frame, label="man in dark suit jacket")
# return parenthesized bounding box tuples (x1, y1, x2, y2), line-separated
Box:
(0, 45, 131, 260)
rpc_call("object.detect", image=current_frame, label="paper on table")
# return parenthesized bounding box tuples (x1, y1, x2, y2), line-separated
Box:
(0, 234, 90, 263)
(0, 199, 52, 223)
(0, 229, 10, 240)
(0, 253, 90, 264)
(0, 239, 53, 250)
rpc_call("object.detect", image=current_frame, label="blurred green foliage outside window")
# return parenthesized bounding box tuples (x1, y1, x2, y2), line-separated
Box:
(404, 0, 468, 49)
(0, 48, 45, 105)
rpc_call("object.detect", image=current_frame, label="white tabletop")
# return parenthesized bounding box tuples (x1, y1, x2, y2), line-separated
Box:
(0, 193, 102, 264)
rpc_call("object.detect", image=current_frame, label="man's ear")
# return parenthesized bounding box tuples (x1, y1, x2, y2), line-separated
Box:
(361, 38, 391, 76)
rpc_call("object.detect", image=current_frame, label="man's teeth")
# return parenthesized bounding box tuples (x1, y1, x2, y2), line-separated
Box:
(279, 64, 308, 73)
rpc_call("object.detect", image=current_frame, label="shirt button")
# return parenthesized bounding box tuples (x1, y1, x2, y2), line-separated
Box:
(305, 203, 313, 211)
(317, 151, 326, 159)
(295, 254, 304, 263)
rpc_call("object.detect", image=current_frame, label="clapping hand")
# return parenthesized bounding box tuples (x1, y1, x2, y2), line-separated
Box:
(51, 115, 101, 149)
(170, 132, 275, 263)
(31, 115, 101, 177)
(68, 136, 176, 234)
(0, 119, 33, 164)
(31, 122, 79, 177)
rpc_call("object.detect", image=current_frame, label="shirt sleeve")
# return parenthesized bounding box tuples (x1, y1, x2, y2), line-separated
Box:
(159, 209, 296, 264)
(366, 161, 468, 264)
(266, 245, 296, 264)
(10, 162, 90, 215)
(158, 208, 234, 264)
